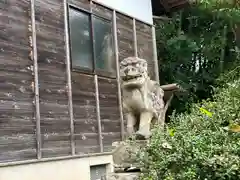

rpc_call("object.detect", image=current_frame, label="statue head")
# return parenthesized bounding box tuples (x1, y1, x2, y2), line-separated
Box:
(120, 57, 149, 88)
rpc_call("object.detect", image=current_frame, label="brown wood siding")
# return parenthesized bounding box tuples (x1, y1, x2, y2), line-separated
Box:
(71, 73, 100, 154)
(116, 13, 135, 136)
(69, 0, 90, 11)
(135, 20, 155, 80)
(0, 0, 36, 162)
(92, 2, 112, 20)
(98, 77, 121, 151)
(35, 0, 71, 158)
(0, 0, 156, 164)
(116, 13, 134, 62)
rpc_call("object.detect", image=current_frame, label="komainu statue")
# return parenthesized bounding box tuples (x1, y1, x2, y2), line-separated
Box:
(120, 57, 165, 140)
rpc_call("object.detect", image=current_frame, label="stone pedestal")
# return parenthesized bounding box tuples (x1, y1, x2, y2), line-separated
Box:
(102, 173, 140, 180)
(103, 140, 147, 180)
(112, 140, 147, 170)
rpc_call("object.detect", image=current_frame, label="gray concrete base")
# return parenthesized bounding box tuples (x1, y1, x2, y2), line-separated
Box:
(0, 155, 113, 180)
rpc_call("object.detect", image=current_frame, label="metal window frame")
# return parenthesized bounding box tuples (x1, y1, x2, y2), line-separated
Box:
(68, 4, 116, 78)
(68, 5, 94, 74)
(91, 0, 159, 82)
(91, 14, 116, 78)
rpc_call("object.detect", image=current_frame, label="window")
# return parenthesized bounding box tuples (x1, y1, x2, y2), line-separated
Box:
(93, 16, 115, 73)
(90, 164, 107, 180)
(69, 6, 115, 76)
(69, 8, 93, 69)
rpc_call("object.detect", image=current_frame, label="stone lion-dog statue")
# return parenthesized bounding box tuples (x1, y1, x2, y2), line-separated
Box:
(120, 57, 165, 140)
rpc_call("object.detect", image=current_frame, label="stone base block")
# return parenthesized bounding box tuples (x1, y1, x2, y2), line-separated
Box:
(102, 173, 140, 180)
(112, 140, 148, 168)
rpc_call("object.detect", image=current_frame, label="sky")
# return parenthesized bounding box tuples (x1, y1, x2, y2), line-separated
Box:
(93, 0, 153, 24)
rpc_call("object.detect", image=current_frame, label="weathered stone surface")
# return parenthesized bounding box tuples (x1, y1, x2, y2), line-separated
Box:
(120, 57, 165, 140)
(102, 173, 140, 180)
(112, 141, 147, 169)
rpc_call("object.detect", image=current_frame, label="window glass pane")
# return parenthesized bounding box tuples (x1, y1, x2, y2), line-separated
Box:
(69, 8, 93, 69)
(93, 17, 115, 73)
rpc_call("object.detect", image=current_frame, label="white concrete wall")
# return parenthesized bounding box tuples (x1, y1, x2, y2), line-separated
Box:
(93, 0, 153, 24)
(0, 155, 113, 180)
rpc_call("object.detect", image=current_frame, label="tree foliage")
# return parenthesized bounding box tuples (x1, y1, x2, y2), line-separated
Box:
(156, 0, 240, 114)
(133, 2, 240, 179)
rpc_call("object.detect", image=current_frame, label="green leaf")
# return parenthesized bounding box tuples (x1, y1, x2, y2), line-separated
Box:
(199, 107, 213, 117)
(168, 128, 176, 137)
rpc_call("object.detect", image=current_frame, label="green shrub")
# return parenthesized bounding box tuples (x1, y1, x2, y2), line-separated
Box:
(136, 79, 240, 180)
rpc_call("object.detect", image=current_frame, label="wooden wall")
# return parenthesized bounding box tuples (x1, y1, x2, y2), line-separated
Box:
(35, 0, 71, 158)
(98, 77, 121, 152)
(72, 73, 99, 154)
(0, 0, 36, 162)
(116, 12, 135, 62)
(116, 13, 156, 80)
(136, 20, 155, 80)
(0, 0, 157, 164)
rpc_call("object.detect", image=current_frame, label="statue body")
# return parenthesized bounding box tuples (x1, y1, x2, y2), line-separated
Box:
(120, 57, 165, 139)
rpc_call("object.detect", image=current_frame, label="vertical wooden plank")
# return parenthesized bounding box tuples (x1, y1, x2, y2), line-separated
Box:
(113, 10, 125, 140)
(63, 0, 75, 155)
(69, 0, 90, 10)
(116, 12, 134, 61)
(98, 77, 121, 152)
(91, 1, 112, 19)
(30, 0, 42, 160)
(36, 0, 71, 158)
(136, 20, 155, 80)
(91, 0, 103, 152)
(72, 73, 99, 154)
(94, 75, 103, 152)
(152, 25, 160, 83)
(0, 0, 36, 163)
(133, 18, 138, 57)
(69, 2, 97, 155)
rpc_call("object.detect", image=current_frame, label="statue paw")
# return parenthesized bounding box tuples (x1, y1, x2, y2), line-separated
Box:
(135, 130, 151, 140)
(127, 127, 135, 136)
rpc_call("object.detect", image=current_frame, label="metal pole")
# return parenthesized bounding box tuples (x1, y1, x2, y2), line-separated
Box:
(30, 0, 41, 159)
(152, 25, 160, 83)
(63, 0, 75, 155)
(90, 0, 103, 152)
(133, 18, 138, 57)
(94, 75, 103, 152)
(113, 10, 125, 140)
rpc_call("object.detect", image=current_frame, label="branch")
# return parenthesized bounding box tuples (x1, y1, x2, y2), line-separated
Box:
(160, 83, 181, 91)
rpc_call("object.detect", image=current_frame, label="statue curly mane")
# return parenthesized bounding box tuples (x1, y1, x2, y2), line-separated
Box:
(120, 57, 165, 139)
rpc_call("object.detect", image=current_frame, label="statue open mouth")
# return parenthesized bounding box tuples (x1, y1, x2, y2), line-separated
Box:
(122, 75, 142, 81)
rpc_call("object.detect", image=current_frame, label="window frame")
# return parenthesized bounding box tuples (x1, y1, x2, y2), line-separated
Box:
(68, 4, 116, 78)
